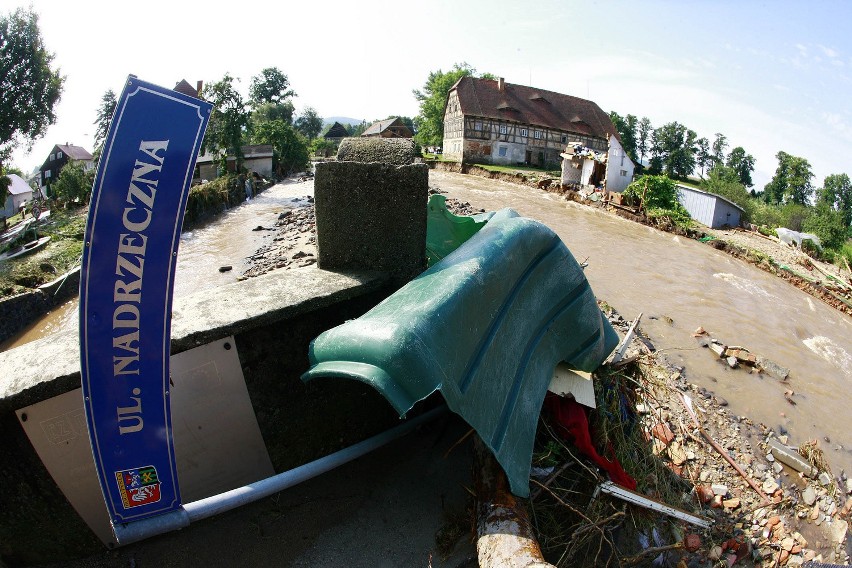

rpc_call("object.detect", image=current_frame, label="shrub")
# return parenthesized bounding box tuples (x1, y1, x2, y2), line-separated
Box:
(624, 175, 679, 210)
(803, 203, 848, 251)
(51, 161, 95, 206)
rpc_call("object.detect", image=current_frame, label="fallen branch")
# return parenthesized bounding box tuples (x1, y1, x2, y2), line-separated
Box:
(531, 478, 620, 555)
(622, 542, 684, 566)
(807, 259, 852, 290)
(679, 393, 772, 506)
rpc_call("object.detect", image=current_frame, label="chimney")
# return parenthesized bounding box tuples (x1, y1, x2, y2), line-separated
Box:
(196, 80, 203, 97)
(497, 77, 505, 92)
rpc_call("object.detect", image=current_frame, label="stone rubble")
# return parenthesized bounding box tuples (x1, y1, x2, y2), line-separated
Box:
(603, 307, 851, 566)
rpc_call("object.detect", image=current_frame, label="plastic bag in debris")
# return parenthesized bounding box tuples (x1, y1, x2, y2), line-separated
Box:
(775, 227, 822, 250)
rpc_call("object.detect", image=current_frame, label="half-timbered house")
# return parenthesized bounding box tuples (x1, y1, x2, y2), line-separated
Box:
(442, 76, 634, 190)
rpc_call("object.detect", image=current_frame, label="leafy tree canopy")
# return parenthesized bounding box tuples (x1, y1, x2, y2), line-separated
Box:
(251, 119, 309, 176)
(650, 122, 697, 179)
(295, 107, 323, 140)
(51, 160, 94, 205)
(347, 121, 368, 137)
(711, 133, 728, 165)
(818, 173, 852, 228)
(725, 146, 755, 188)
(413, 62, 487, 147)
(701, 165, 753, 223)
(636, 117, 652, 164)
(202, 73, 250, 170)
(764, 151, 814, 205)
(0, 7, 63, 195)
(249, 67, 295, 107)
(695, 137, 712, 178)
(609, 112, 638, 162)
(93, 89, 116, 158)
(803, 202, 848, 250)
(624, 174, 680, 210)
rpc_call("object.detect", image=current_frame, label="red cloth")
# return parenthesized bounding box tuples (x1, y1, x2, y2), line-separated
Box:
(545, 392, 637, 491)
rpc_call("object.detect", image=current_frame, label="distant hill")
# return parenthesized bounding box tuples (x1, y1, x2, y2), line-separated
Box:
(323, 117, 364, 127)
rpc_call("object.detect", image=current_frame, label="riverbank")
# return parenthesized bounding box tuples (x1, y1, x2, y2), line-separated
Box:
(0, 174, 276, 345)
(428, 161, 852, 319)
(235, 196, 852, 564)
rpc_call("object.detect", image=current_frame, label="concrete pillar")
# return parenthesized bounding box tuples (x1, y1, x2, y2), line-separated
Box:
(314, 161, 428, 284)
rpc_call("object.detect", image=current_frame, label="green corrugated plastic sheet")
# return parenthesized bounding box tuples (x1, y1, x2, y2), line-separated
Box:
(302, 209, 619, 497)
(425, 193, 493, 267)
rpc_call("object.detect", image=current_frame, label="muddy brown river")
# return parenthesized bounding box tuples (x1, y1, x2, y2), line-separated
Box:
(4, 171, 851, 477)
(430, 171, 852, 476)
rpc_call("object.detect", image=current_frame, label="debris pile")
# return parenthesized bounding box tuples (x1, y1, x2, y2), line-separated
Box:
(530, 305, 851, 566)
(242, 199, 317, 278)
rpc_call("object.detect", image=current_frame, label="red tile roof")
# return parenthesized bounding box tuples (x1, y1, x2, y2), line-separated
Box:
(450, 76, 619, 142)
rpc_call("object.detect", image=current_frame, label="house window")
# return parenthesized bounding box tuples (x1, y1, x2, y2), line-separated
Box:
(474, 121, 482, 131)
(499, 124, 508, 135)
(561, 135, 567, 143)
(44, 170, 51, 178)
(50, 153, 55, 161)
(520, 128, 528, 137)
(498, 146, 507, 157)
(620, 170, 628, 177)
(57, 151, 63, 159)
(534, 130, 542, 139)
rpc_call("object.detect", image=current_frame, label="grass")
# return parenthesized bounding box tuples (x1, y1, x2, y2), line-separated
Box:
(0, 207, 87, 298)
(476, 163, 561, 177)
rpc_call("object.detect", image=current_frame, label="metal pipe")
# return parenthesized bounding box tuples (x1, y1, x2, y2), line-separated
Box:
(114, 405, 446, 545)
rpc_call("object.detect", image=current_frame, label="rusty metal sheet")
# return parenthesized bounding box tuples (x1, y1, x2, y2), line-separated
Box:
(303, 210, 618, 497)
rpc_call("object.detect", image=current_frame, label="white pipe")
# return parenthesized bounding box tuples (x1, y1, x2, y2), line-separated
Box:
(113, 406, 446, 545)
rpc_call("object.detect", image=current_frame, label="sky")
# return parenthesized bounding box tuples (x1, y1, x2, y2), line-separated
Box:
(9, 0, 852, 190)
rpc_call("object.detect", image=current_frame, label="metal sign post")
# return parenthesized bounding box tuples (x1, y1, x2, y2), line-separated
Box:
(79, 76, 211, 525)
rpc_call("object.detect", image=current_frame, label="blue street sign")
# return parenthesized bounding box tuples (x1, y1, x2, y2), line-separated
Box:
(79, 76, 211, 524)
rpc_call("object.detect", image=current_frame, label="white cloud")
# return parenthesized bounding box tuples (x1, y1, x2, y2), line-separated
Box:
(818, 44, 840, 58)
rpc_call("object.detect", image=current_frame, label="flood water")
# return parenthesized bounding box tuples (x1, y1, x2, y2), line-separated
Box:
(0, 179, 313, 352)
(5, 170, 852, 477)
(430, 171, 852, 476)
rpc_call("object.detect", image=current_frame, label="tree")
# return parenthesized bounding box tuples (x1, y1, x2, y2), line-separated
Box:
(817, 173, 852, 229)
(711, 133, 728, 166)
(250, 101, 295, 128)
(803, 202, 848, 250)
(294, 107, 323, 140)
(202, 73, 249, 172)
(701, 165, 754, 223)
(248, 67, 295, 107)
(413, 62, 482, 147)
(0, 7, 64, 195)
(695, 137, 712, 178)
(651, 122, 697, 179)
(92, 89, 116, 158)
(764, 151, 814, 205)
(726, 146, 755, 188)
(624, 174, 681, 210)
(637, 117, 652, 165)
(251, 119, 309, 176)
(609, 111, 638, 162)
(51, 160, 94, 205)
(347, 121, 368, 137)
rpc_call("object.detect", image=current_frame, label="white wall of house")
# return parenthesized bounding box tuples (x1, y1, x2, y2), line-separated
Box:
(561, 158, 582, 185)
(490, 142, 526, 165)
(605, 136, 634, 192)
(581, 158, 595, 185)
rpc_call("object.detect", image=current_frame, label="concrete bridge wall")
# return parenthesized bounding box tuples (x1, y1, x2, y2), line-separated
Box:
(0, 267, 397, 565)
